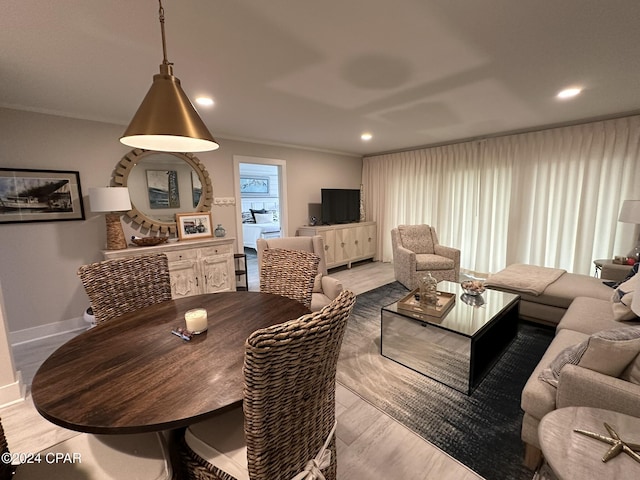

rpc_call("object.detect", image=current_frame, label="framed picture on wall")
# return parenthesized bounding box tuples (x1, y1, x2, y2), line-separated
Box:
(0, 168, 85, 224)
(240, 176, 269, 195)
(176, 212, 213, 240)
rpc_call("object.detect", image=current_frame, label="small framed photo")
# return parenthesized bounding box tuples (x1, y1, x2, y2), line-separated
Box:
(0, 168, 85, 224)
(176, 212, 213, 240)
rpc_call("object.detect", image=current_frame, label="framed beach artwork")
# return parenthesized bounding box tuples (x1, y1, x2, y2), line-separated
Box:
(240, 176, 269, 195)
(146, 169, 180, 209)
(176, 212, 213, 240)
(0, 168, 85, 224)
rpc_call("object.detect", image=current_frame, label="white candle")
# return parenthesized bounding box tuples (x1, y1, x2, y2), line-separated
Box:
(185, 308, 208, 334)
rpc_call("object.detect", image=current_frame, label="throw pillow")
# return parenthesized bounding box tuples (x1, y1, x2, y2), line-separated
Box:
(620, 352, 640, 385)
(241, 211, 254, 223)
(254, 212, 273, 224)
(633, 276, 640, 316)
(250, 208, 268, 222)
(539, 326, 640, 387)
(611, 273, 640, 321)
(313, 274, 323, 293)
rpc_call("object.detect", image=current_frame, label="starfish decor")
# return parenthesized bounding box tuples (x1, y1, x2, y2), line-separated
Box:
(574, 422, 640, 464)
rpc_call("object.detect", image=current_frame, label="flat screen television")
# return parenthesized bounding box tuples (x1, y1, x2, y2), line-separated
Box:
(321, 188, 360, 224)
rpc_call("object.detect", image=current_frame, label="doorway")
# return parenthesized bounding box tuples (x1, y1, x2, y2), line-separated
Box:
(233, 156, 287, 290)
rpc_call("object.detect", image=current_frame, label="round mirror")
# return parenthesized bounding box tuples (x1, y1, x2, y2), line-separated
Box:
(112, 149, 212, 234)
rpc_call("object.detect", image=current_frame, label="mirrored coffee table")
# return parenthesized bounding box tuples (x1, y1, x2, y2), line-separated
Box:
(381, 281, 520, 394)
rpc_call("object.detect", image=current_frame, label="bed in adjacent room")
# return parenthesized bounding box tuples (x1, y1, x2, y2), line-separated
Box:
(242, 211, 281, 249)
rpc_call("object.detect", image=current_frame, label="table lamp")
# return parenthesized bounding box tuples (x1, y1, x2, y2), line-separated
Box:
(89, 187, 132, 250)
(618, 199, 640, 261)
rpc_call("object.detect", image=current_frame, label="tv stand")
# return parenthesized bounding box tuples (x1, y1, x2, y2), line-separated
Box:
(297, 221, 376, 269)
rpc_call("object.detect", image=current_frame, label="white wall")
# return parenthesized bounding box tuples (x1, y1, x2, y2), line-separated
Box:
(0, 108, 362, 335)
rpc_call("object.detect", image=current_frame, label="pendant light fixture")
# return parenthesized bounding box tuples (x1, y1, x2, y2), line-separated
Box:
(121, 0, 219, 152)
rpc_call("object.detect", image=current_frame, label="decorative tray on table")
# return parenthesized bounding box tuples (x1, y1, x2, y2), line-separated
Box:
(396, 288, 456, 318)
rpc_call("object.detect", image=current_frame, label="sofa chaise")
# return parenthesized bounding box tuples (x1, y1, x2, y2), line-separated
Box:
(485, 263, 630, 326)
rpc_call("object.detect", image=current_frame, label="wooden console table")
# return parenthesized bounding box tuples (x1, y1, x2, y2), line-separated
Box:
(103, 237, 236, 297)
(297, 221, 376, 269)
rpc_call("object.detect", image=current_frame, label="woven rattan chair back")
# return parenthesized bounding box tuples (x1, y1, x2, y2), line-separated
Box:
(243, 289, 356, 480)
(259, 248, 320, 309)
(0, 417, 13, 480)
(77, 253, 172, 324)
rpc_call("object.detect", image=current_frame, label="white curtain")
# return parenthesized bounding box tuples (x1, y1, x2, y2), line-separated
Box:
(364, 115, 640, 276)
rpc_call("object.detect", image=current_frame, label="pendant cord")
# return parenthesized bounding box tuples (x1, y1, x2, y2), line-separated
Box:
(158, 0, 172, 66)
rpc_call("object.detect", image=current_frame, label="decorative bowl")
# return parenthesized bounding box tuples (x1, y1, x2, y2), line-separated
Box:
(130, 236, 169, 247)
(461, 280, 485, 296)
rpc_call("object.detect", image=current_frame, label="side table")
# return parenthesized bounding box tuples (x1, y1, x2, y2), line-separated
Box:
(539, 406, 640, 480)
(234, 253, 249, 291)
(593, 259, 633, 279)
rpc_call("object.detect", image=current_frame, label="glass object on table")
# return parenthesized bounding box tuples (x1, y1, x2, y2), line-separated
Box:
(214, 224, 226, 237)
(419, 271, 439, 306)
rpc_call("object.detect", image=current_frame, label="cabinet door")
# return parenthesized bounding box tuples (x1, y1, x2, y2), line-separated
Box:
(169, 259, 200, 298)
(364, 224, 376, 257)
(200, 254, 233, 293)
(353, 225, 366, 258)
(319, 229, 336, 267)
(335, 227, 356, 264)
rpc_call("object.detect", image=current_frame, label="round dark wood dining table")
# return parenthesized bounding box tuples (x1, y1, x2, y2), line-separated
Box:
(31, 292, 310, 434)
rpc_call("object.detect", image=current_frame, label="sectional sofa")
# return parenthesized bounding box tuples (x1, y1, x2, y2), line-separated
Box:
(485, 263, 640, 469)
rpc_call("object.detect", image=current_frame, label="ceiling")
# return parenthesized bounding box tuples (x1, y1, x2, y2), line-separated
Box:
(3, 0, 640, 156)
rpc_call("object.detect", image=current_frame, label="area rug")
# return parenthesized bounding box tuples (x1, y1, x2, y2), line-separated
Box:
(336, 282, 554, 480)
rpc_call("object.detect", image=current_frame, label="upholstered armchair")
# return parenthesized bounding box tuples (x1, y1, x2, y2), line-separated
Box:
(257, 236, 343, 312)
(391, 224, 460, 289)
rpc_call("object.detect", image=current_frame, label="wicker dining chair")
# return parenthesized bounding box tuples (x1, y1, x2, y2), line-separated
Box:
(179, 289, 357, 480)
(0, 417, 12, 480)
(0, 415, 172, 480)
(259, 248, 320, 309)
(257, 236, 344, 312)
(77, 253, 172, 324)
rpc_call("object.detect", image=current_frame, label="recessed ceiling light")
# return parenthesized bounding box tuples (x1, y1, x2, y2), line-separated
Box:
(361, 132, 373, 141)
(557, 87, 582, 99)
(195, 97, 214, 106)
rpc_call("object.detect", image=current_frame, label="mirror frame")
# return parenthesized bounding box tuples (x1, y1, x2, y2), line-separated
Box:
(111, 149, 213, 234)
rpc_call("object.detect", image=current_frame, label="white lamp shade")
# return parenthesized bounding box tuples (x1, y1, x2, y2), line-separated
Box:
(618, 200, 640, 224)
(89, 187, 132, 213)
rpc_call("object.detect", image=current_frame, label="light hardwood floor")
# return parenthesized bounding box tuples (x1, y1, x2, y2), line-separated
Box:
(2, 260, 483, 480)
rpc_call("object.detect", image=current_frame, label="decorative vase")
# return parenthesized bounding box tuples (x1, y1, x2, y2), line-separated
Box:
(419, 271, 439, 306)
(214, 224, 226, 237)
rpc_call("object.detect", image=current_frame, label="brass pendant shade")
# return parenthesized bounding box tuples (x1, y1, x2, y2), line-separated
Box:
(120, 1, 219, 153)
(121, 64, 219, 152)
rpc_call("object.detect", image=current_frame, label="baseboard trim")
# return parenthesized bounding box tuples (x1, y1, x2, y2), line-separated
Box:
(0, 371, 25, 408)
(10, 316, 87, 346)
